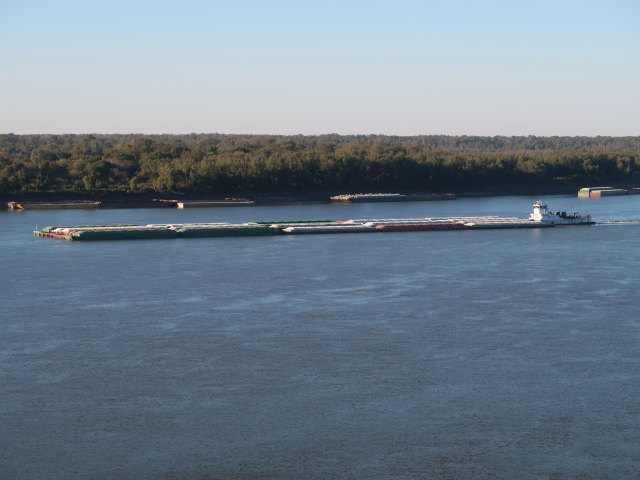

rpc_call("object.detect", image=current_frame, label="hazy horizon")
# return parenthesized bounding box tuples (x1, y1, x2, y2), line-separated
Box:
(2, 0, 639, 136)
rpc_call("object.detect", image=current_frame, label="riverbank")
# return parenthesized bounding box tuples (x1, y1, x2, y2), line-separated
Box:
(2, 182, 635, 210)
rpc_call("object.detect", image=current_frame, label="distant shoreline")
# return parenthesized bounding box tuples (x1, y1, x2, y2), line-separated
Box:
(2, 184, 603, 210)
(2, 134, 639, 207)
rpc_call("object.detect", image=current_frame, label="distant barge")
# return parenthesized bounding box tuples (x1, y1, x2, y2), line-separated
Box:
(33, 202, 591, 241)
(578, 186, 640, 197)
(176, 198, 255, 208)
(7, 201, 101, 210)
(330, 193, 456, 203)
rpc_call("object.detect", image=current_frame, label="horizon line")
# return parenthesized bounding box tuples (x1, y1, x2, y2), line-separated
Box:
(2, 132, 639, 138)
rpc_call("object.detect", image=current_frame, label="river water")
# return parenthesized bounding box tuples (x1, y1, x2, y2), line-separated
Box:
(1, 195, 639, 479)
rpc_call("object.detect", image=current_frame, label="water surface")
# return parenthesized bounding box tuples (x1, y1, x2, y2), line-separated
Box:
(1, 195, 639, 479)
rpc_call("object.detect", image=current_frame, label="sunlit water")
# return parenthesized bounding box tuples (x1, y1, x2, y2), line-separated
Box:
(1, 195, 639, 479)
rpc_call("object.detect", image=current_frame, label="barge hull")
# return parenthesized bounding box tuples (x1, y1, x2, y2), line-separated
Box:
(33, 202, 591, 241)
(8, 201, 101, 210)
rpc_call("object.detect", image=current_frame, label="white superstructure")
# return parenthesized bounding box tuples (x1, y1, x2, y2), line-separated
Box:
(529, 201, 594, 225)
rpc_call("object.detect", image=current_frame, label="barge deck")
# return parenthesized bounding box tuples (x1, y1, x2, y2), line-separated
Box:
(33, 216, 553, 241)
(32, 203, 590, 241)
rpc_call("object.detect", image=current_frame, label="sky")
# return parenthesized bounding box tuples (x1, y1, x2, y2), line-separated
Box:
(1, 0, 639, 136)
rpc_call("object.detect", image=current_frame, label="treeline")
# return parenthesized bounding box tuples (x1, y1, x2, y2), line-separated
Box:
(1, 133, 639, 196)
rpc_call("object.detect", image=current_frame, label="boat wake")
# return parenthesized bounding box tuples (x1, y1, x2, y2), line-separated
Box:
(597, 220, 640, 224)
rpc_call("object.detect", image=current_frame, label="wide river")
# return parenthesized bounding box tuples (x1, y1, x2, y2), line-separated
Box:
(1, 195, 639, 479)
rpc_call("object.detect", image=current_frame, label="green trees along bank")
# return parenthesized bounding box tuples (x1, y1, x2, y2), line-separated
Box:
(1, 134, 639, 196)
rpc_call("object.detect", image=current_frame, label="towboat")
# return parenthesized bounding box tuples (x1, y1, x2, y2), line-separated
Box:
(529, 201, 594, 225)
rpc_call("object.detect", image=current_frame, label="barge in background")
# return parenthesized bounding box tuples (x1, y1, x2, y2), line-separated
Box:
(578, 186, 640, 198)
(7, 200, 101, 210)
(330, 193, 456, 203)
(176, 198, 255, 208)
(33, 202, 592, 241)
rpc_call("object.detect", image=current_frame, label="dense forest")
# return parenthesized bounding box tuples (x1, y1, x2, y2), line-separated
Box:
(1, 134, 639, 197)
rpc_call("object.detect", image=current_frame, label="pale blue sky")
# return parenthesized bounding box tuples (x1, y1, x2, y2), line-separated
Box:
(1, 0, 638, 135)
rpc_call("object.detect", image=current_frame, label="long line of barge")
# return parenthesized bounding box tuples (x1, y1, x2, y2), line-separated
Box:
(33, 202, 593, 241)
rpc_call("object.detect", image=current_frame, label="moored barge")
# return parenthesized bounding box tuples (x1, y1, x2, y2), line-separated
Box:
(330, 193, 406, 202)
(8, 201, 101, 210)
(330, 193, 456, 203)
